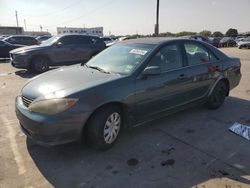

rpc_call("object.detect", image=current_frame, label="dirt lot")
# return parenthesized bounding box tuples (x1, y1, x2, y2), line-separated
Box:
(0, 48, 250, 188)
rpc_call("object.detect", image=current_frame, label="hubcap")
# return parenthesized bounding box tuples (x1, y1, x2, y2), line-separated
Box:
(35, 59, 47, 72)
(103, 112, 121, 144)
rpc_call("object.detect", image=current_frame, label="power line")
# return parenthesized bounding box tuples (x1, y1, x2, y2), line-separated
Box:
(6, 0, 117, 32)
(59, 0, 115, 25)
(21, 0, 83, 18)
(45, 0, 116, 27)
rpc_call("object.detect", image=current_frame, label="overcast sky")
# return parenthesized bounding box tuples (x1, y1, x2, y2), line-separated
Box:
(0, 0, 249, 35)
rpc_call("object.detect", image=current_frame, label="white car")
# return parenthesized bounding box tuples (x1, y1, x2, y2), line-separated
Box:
(238, 41, 250, 49)
(238, 37, 250, 49)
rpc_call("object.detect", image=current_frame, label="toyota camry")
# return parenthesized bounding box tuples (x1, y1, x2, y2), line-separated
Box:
(15, 38, 241, 150)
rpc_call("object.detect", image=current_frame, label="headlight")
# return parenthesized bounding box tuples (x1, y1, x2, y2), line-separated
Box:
(16, 50, 27, 55)
(28, 98, 78, 115)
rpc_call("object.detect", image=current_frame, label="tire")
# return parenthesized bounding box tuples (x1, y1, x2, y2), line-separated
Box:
(205, 81, 228, 110)
(86, 105, 122, 150)
(31, 56, 49, 73)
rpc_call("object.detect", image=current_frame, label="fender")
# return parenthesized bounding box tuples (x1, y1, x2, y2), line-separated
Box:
(208, 75, 227, 97)
(29, 54, 52, 67)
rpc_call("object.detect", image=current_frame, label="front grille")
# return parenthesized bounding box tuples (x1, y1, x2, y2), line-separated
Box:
(22, 96, 34, 107)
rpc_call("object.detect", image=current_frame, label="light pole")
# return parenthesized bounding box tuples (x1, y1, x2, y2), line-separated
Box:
(154, 0, 159, 36)
(15, 10, 19, 27)
(24, 19, 27, 31)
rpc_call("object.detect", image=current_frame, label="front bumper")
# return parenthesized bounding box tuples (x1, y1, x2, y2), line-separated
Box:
(10, 53, 30, 69)
(15, 96, 91, 146)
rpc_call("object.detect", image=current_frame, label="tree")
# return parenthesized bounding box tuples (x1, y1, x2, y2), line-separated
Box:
(199, 30, 212, 37)
(175, 31, 197, 37)
(212, 31, 224, 37)
(158, 32, 175, 37)
(225, 28, 238, 37)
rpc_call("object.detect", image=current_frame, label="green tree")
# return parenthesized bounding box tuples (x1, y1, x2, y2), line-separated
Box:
(225, 28, 238, 37)
(175, 31, 197, 37)
(212, 31, 224, 37)
(158, 32, 175, 37)
(199, 30, 212, 37)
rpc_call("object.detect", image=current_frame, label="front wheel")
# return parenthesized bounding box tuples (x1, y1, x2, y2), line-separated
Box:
(205, 81, 228, 109)
(86, 106, 122, 150)
(31, 56, 49, 73)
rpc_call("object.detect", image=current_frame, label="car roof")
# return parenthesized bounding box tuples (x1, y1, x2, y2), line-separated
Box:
(120, 37, 179, 45)
(120, 37, 207, 45)
(6, 35, 36, 38)
(120, 37, 228, 60)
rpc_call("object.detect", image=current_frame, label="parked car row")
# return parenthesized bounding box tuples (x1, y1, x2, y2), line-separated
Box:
(188, 35, 250, 49)
(2, 33, 248, 74)
(218, 37, 237, 47)
(4, 35, 39, 46)
(10, 34, 106, 73)
(15, 38, 242, 149)
(0, 35, 51, 58)
(2, 34, 134, 71)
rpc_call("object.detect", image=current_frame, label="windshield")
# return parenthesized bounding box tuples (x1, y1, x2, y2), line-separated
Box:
(40, 36, 60, 46)
(86, 43, 154, 75)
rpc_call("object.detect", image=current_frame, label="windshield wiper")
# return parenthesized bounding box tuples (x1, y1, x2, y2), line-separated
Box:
(85, 64, 110, 74)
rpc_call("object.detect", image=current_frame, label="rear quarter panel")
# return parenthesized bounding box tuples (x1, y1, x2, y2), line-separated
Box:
(222, 57, 241, 90)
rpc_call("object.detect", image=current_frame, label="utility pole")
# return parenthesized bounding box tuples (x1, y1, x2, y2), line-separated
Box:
(40, 25, 43, 32)
(154, 0, 159, 36)
(24, 19, 27, 31)
(15, 10, 19, 27)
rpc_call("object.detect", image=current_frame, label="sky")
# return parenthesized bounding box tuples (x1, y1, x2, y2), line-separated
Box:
(0, 0, 250, 35)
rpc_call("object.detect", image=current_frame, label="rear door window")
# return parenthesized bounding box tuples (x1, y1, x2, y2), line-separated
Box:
(16, 37, 24, 44)
(23, 37, 37, 45)
(77, 36, 92, 45)
(59, 36, 79, 45)
(184, 43, 217, 66)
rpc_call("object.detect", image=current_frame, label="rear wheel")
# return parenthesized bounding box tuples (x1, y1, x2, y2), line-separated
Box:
(31, 56, 49, 73)
(205, 81, 228, 109)
(86, 106, 122, 150)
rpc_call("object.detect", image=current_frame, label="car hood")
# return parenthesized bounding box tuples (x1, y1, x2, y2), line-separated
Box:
(10, 45, 47, 54)
(22, 65, 122, 100)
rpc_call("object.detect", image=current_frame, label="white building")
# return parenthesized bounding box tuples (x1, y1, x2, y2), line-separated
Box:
(57, 27, 103, 37)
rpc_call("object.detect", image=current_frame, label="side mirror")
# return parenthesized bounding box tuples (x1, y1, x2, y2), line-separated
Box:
(142, 66, 161, 76)
(55, 42, 63, 48)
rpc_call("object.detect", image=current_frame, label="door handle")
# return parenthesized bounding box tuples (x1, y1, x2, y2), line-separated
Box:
(178, 74, 186, 80)
(215, 65, 220, 71)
